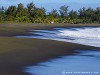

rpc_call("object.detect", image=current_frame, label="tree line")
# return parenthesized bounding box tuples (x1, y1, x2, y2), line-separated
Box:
(0, 2, 100, 23)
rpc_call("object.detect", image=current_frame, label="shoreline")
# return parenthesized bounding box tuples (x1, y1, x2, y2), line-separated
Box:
(0, 37, 100, 75)
(0, 23, 100, 37)
(0, 23, 100, 75)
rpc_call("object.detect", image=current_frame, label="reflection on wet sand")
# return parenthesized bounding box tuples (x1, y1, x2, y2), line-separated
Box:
(25, 50, 100, 75)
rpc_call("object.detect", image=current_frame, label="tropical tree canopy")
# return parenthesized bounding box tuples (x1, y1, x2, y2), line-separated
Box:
(0, 2, 100, 23)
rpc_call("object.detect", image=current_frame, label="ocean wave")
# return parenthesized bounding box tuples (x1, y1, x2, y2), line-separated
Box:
(16, 27, 100, 47)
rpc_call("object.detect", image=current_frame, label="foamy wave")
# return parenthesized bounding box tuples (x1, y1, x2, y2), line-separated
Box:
(58, 27, 100, 38)
(57, 27, 100, 47)
(16, 27, 100, 47)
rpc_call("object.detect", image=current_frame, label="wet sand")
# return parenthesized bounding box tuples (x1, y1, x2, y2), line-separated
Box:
(0, 23, 100, 36)
(0, 37, 100, 75)
(0, 23, 100, 75)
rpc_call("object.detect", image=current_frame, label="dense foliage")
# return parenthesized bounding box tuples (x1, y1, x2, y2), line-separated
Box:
(0, 2, 100, 23)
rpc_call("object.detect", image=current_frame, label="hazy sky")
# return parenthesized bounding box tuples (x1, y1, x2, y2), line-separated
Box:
(0, 0, 100, 11)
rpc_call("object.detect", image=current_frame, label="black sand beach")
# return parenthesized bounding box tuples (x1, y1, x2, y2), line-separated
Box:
(0, 23, 100, 75)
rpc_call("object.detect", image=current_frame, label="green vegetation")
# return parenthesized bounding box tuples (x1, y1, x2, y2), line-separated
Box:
(0, 2, 100, 24)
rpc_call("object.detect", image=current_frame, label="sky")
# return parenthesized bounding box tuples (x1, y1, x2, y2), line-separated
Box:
(0, 0, 100, 11)
(1, 0, 100, 3)
(1, 0, 100, 4)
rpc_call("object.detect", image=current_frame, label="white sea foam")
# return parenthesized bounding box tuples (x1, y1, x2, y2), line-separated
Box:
(17, 27, 100, 47)
(58, 27, 100, 38)
(57, 27, 100, 47)
(21, 27, 100, 75)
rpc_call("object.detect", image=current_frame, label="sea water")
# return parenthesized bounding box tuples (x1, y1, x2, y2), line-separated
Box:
(17, 27, 100, 47)
(17, 27, 100, 75)
(25, 50, 100, 75)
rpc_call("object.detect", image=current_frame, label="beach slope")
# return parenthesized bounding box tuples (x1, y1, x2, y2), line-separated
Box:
(0, 37, 99, 75)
